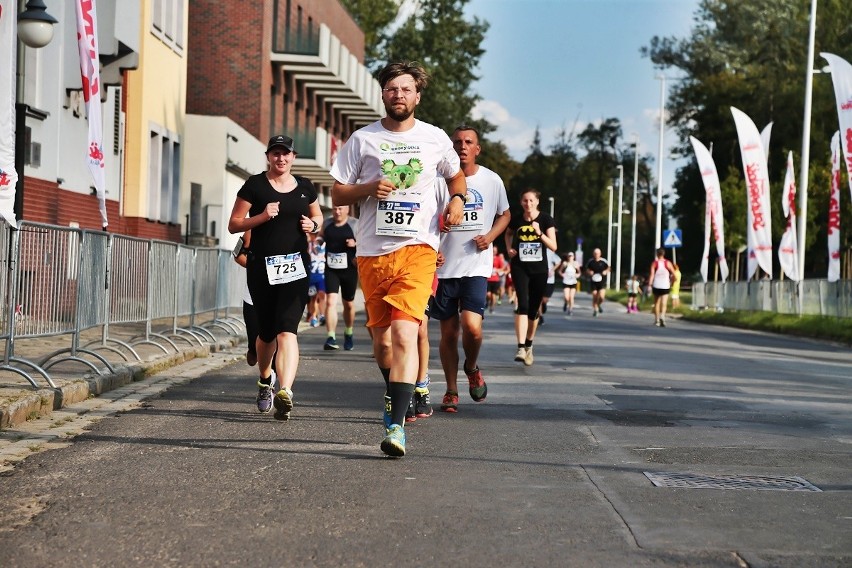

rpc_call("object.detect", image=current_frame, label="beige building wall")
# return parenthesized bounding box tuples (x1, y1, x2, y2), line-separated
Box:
(122, 1, 188, 220)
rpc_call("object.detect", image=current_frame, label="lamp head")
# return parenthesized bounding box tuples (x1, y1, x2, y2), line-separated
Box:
(17, 0, 58, 48)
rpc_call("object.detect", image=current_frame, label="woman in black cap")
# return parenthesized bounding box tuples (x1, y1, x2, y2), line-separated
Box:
(228, 135, 323, 420)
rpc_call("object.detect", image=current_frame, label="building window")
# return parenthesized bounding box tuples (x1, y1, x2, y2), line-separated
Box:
(151, 0, 184, 53)
(148, 127, 181, 223)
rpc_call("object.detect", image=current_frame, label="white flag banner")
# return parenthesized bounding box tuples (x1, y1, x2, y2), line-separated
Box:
(0, 2, 18, 227)
(822, 53, 852, 203)
(75, 0, 109, 228)
(760, 122, 773, 163)
(731, 106, 773, 279)
(690, 136, 729, 282)
(828, 131, 841, 283)
(778, 151, 799, 281)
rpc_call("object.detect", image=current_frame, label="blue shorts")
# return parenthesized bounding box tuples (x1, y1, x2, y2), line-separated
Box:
(308, 274, 326, 296)
(429, 276, 487, 320)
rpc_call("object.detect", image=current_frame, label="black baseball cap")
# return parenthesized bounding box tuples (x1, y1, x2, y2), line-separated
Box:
(266, 135, 295, 153)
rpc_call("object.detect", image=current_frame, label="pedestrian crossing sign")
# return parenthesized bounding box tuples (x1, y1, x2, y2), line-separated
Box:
(663, 229, 683, 248)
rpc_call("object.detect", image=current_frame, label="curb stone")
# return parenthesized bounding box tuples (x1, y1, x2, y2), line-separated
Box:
(0, 338, 237, 432)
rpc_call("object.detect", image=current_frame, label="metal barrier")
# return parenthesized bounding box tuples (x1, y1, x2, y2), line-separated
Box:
(692, 280, 852, 317)
(0, 219, 245, 389)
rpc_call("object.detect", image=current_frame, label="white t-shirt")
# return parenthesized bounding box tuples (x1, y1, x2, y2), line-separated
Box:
(329, 119, 461, 257)
(437, 166, 510, 279)
(561, 262, 579, 285)
(546, 249, 561, 284)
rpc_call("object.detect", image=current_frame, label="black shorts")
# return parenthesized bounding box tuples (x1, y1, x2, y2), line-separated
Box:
(652, 287, 670, 298)
(487, 280, 501, 294)
(544, 283, 555, 298)
(563, 283, 577, 289)
(324, 267, 358, 302)
(247, 259, 310, 341)
(590, 279, 606, 291)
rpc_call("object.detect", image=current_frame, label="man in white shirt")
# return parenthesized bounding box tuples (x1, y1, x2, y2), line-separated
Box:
(432, 126, 510, 413)
(331, 61, 466, 457)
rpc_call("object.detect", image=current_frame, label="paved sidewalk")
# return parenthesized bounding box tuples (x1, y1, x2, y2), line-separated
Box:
(0, 294, 366, 431)
(0, 315, 242, 430)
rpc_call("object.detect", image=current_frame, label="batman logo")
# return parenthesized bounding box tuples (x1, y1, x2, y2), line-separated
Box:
(518, 225, 539, 242)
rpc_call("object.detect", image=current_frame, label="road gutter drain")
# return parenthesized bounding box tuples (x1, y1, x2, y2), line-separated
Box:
(643, 472, 822, 492)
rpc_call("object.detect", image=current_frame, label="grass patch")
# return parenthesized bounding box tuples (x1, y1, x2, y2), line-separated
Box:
(604, 289, 851, 344)
(681, 310, 852, 345)
(606, 290, 692, 315)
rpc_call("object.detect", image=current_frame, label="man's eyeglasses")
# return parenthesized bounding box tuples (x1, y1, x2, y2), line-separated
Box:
(382, 86, 416, 96)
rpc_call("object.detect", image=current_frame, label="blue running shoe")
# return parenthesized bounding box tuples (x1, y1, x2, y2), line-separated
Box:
(324, 336, 339, 350)
(381, 424, 406, 457)
(273, 387, 293, 421)
(383, 395, 392, 431)
(343, 333, 354, 351)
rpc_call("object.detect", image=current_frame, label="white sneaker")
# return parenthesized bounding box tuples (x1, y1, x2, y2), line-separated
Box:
(524, 346, 534, 366)
(514, 347, 526, 362)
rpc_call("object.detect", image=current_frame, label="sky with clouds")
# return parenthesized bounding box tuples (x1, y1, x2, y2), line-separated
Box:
(463, 0, 701, 197)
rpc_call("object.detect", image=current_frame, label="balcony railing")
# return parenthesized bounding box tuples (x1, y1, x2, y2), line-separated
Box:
(291, 129, 316, 159)
(273, 0, 320, 55)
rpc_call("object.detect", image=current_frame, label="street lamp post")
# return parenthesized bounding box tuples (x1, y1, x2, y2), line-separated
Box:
(630, 138, 639, 278)
(606, 184, 613, 289)
(654, 74, 666, 250)
(797, 0, 818, 280)
(14, 0, 58, 220)
(615, 164, 624, 290)
(548, 196, 554, 218)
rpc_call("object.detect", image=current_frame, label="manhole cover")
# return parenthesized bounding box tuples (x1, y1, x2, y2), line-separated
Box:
(643, 472, 822, 492)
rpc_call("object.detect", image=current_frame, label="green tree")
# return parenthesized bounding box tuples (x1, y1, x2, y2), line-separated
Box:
(379, 0, 489, 134)
(643, 0, 852, 278)
(339, 0, 399, 70)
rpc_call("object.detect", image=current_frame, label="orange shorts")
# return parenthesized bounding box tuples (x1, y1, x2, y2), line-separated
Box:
(357, 244, 437, 328)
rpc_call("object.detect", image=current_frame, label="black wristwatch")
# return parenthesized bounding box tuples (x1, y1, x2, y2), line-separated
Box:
(311, 220, 319, 234)
(450, 193, 467, 203)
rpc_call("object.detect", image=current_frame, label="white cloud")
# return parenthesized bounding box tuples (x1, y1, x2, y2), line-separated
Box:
(473, 99, 591, 160)
(472, 99, 512, 125)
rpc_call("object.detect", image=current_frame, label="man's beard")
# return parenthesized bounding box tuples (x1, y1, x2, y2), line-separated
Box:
(385, 103, 414, 122)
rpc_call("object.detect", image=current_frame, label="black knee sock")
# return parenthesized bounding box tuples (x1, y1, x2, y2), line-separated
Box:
(525, 339, 533, 348)
(380, 367, 391, 394)
(388, 382, 415, 427)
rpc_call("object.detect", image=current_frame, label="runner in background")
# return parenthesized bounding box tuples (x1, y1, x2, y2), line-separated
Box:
(321, 205, 358, 351)
(538, 247, 561, 326)
(557, 252, 580, 315)
(585, 248, 610, 317)
(504, 189, 558, 367)
(306, 234, 326, 327)
(433, 125, 510, 413)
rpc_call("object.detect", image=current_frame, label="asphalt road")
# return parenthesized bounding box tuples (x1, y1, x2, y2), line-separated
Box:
(0, 297, 850, 567)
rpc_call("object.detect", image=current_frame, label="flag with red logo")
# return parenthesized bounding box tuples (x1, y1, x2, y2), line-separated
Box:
(731, 106, 773, 280)
(822, 53, 852, 205)
(828, 131, 841, 283)
(75, 0, 108, 228)
(778, 151, 799, 281)
(0, 2, 18, 227)
(690, 136, 729, 283)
